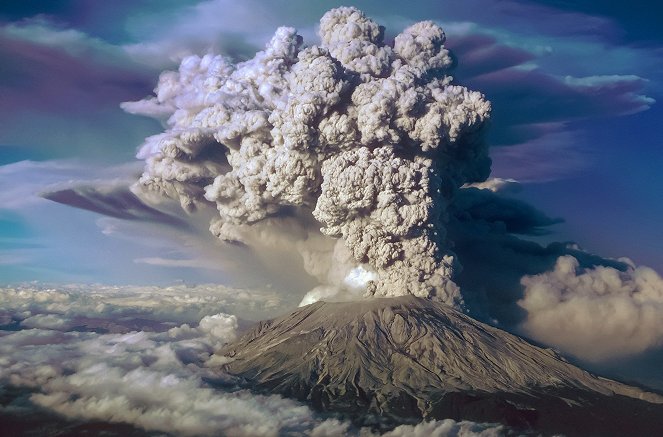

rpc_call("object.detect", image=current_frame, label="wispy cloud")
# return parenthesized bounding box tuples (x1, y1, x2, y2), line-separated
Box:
(134, 256, 227, 270)
(2, 0, 658, 175)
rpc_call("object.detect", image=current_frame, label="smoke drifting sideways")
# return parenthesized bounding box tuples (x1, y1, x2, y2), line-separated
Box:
(122, 7, 491, 306)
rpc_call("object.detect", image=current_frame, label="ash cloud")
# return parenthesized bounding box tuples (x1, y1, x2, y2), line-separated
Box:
(124, 7, 491, 305)
(446, 185, 626, 326)
(518, 256, 663, 361)
(42, 184, 188, 227)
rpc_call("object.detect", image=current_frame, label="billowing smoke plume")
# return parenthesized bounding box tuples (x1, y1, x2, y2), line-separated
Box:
(518, 255, 663, 361)
(123, 7, 491, 304)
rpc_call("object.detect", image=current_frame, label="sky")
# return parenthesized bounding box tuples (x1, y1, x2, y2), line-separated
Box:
(0, 0, 661, 287)
(1, 1, 663, 434)
(0, 0, 661, 340)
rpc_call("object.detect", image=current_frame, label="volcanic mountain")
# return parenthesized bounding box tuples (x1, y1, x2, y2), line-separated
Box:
(220, 296, 663, 436)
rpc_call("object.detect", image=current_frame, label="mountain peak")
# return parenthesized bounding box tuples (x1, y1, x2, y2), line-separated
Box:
(221, 297, 663, 435)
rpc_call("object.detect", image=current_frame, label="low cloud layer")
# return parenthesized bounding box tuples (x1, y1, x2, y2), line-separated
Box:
(518, 256, 663, 361)
(0, 282, 285, 324)
(0, 307, 330, 436)
(381, 420, 504, 437)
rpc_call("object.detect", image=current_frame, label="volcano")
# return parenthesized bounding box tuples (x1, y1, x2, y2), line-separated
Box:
(220, 296, 663, 436)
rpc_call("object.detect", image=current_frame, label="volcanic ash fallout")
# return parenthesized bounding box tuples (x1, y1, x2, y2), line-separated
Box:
(123, 7, 491, 305)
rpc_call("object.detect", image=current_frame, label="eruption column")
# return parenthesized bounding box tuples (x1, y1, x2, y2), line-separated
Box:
(123, 7, 491, 305)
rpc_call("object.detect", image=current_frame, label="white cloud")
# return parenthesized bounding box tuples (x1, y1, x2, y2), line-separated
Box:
(463, 177, 520, 194)
(519, 255, 663, 361)
(0, 283, 285, 323)
(563, 74, 655, 114)
(2, 18, 127, 63)
(377, 419, 505, 437)
(0, 160, 148, 216)
(20, 313, 71, 330)
(0, 160, 93, 209)
(0, 315, 330, 436)
(123, 0, 284, 67)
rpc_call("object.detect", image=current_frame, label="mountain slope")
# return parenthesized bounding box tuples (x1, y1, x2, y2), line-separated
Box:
(220, 296, 663, 436)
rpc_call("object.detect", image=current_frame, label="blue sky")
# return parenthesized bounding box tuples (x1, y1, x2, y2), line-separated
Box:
(1, 0, 661, 285)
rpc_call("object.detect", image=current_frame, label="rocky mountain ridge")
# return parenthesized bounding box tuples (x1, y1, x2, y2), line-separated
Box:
(220, 296, 663, 436)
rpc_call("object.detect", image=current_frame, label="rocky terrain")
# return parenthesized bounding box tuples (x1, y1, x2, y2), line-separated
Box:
(221, 296, 663, 436)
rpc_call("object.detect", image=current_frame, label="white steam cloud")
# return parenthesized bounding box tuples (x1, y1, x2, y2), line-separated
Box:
(123, 7, 491, 305)
(519, 255, 663, 361)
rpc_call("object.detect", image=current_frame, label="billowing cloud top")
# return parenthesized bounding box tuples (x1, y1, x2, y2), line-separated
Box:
(123, 7, 491, 305)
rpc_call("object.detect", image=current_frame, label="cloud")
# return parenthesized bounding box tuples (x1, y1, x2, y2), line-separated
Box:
(0, 283, 285, 324)
(518, 255, 663, 361)
(0, 159, 312, 287)
(42, 184, 188, 227)
(0, 17, 161, 163)
(19, 313, 71, 330)
(133, 256, 228, 271)
(445, 185, 626, 325)
(34, 176, 325, 293)
(0, 161, 225, 284)
(123, 0, 283, 67)
(0, 156, 325, 292)
(2, 18, 124, 61)
(463, 177, 520, 194)
(563, 75, 655, 114)
(445, 32, 535, 79)
(488, 129, 590, 182)
(0, 318, 333, 437)
(123, 7, 493, 305)
(453, 185, 562, 236)
(377, 419, 505, 437)
(0, 20, 154, 114)
(440, 16, 658, 182)
(0, 160, 98, 209)
(464, 65, 654, 146)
